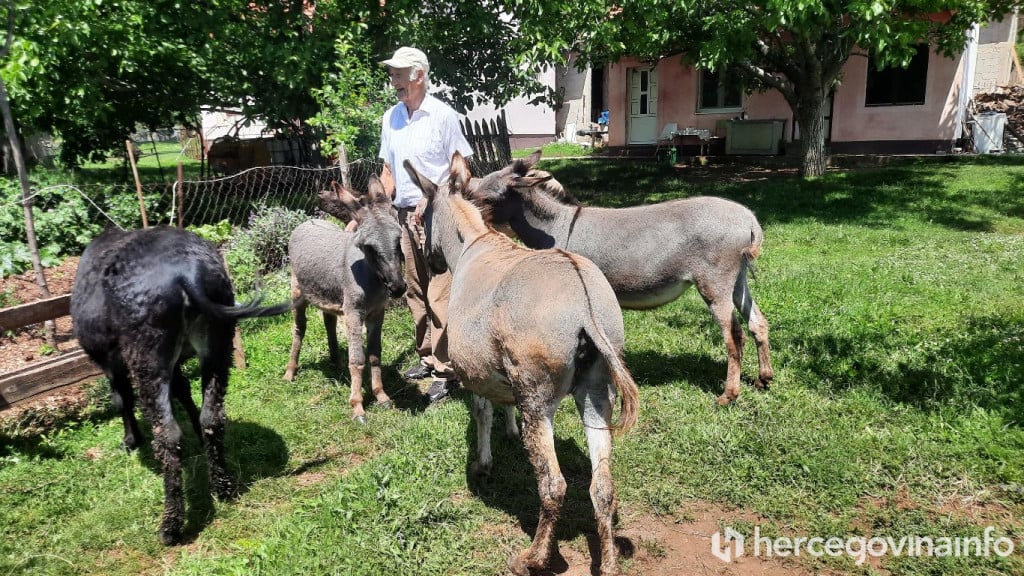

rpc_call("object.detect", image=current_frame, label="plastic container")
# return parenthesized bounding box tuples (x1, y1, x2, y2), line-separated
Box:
(972, 112, 1006, 154)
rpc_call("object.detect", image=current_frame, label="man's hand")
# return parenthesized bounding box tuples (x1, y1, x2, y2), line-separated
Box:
(380, 163, 397, 200)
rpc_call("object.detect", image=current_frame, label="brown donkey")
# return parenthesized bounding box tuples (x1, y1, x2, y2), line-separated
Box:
(467, 152, 774, 405)
(405, 153, 639, 576)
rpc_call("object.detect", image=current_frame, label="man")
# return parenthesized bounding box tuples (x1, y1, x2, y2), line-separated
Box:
(378, 46, 474, 404)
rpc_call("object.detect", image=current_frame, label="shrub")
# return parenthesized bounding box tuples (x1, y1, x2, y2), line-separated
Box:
(225, 204, 308, 292)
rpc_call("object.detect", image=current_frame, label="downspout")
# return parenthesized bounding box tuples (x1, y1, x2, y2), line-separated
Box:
(954, 22, 980, 144)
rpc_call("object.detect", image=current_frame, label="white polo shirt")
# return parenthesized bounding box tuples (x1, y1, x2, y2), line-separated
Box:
(379, 94, 474, 209)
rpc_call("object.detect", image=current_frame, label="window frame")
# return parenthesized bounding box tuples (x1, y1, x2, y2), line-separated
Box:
(865, 44, 930, 107)
(697, 68, 744, 114)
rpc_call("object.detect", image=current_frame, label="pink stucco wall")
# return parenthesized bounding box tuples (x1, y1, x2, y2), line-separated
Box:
(606, 48, 965, 148)
(832, 49, 962, 143)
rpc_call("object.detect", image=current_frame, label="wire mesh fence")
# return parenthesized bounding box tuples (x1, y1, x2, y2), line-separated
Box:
(30, 158, 385, 233)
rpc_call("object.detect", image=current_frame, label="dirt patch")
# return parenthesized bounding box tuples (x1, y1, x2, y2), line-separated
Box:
(514, 501, 817, 576)
(0, 257, 80, 371)
(1, 257, 85, 418)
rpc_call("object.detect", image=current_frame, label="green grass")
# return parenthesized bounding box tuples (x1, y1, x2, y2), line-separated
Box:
(512, 141, 595, 159)
(2, 156, 1024, 575)
(71, 140, 205, 184)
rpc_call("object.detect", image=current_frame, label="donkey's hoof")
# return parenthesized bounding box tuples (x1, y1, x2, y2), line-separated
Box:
(352, 414, 367, 425)
(507, 555, 530, 576)
(470, 460, 492, 480)
(283, 370, 296, 382)
(755, 376, 772, 391)
(213, 478, 238, 502)
(159, 525, 183, 546)
(715, 394, 736, 406)
(376, 399, 393, 410)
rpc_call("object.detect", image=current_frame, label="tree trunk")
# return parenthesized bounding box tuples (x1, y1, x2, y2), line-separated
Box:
(793, 89, 829, 178)
(0, 77, 56, 346)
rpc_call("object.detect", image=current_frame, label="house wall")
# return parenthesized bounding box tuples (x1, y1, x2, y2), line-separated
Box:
(555, 64, 593, 143)
(974, 13, 1019, 93)
(831, 47, 962, 148)
(605, 36, 994, 153)
(463, 67, 558, 150)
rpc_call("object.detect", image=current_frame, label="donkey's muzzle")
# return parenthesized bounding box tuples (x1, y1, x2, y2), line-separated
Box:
(388, 279, 407, 298)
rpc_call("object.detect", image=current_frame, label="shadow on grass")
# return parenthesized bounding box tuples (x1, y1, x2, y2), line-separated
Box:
(298, 349, 427, 416)
(788, 313, 1024, 425)
(459, 394, 637, 574)
(129, 415, 288, 543)
(624, 349, 725, 395)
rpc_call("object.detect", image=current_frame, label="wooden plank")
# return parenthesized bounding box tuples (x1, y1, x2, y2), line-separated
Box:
(0, 349, 104, 409)
(0, 295, 71, 332)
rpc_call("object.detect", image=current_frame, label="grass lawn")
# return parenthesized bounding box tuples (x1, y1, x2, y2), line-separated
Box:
(2, 155, 1023, 575)
(71, 140, 205, 184)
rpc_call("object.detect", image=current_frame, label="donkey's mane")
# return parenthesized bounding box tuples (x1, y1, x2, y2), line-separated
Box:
(449, 194, 492, 240)
(526, 171, 579, 206)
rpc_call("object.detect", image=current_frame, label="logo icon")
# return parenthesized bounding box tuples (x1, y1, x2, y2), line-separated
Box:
(711, 527, 745, 562)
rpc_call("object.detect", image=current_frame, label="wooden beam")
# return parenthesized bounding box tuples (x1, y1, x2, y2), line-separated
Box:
(0, 348, 103, 409)
(0, 294, 71, 332)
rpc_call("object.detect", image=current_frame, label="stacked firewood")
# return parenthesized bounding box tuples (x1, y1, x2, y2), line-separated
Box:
(974, 85, 1024, 152)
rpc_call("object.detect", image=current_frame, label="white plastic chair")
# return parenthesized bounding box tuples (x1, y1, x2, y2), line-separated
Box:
(655, 122, 678, 158)
(562, 122, 577, 143)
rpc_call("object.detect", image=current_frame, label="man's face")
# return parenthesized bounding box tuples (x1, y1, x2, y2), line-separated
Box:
(388, 66, 425, 107)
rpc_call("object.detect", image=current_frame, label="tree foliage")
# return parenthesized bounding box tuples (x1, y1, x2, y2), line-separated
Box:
(2, 0, 553, 167)
(510, 0, 1020, 176)
(4, 0, 230, 164)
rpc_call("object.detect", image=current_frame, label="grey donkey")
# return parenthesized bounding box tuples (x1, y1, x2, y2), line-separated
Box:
(284, 175, 406, 423)
(466, 151, 774, 405)
(405, 153, 640, 576)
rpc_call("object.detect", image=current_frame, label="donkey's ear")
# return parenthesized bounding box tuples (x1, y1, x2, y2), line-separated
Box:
(512, 173, 553, 190)
(366, 174, 390, 207)
(512, 150, 542, 175)
(450, 152, 472, 196)
(403, 159, 437, 200)
(333, 181, 367, 224)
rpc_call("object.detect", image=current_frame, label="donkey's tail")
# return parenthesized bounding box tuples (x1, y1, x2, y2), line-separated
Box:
(558, 249, 639, 434)
(581, 324, 640, 435)
(741, 221, 765, 279)
(180, 278, 292, 321)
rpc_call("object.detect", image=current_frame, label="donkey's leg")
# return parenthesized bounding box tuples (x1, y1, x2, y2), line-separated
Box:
(171, 364, 202, 439)
(470, 394, 494, 478)
(509, 400, 565, 576)
(574, 360, 620, 576)
(109, 368, 143, 450)
(199, 321, 236, 502)
(131, 361, 185, 545)
(343, 312, 368, 424)
(502, 404, 520, 440)
(323, 311, 341, 367)
(364, 312, 392, 409)
(733, 272, 774, 390)
(283, 285, 307, 381)
(708, 297, 745, 405)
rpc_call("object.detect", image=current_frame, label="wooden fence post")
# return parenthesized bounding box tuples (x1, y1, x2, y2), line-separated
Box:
(126, 139, 149, 228)
(176, 162, 184, 228)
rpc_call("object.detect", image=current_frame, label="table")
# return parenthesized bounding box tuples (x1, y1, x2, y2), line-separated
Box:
(671, 128, 712, 156)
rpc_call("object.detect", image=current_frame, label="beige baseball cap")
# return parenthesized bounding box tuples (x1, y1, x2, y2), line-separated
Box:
(380, 46, 429, 73)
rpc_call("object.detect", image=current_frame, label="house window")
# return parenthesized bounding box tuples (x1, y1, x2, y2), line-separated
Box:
(865, 44, 929, 106)
(698, 68, 742, 112)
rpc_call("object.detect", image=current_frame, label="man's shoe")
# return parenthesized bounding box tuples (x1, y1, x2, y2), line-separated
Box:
(402, 361, 433, 380)
(425, 379, 451, 405)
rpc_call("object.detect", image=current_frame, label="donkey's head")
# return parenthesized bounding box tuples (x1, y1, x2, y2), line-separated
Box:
(463, 151, 561, 227)
(340, 176, 406, 297)
(404, 152, 485, 276)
